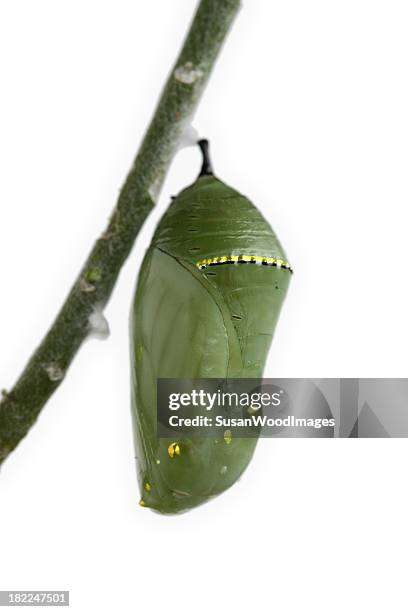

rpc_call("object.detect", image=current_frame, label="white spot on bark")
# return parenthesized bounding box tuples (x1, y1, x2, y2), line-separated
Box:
(174, 62, 203, 85)
(44, 363, 64, 382)
(79, 277, 96, 293)
(148, 176, 162, 204)
(88, 306, 110, 340)
(178, 124, 199, 150)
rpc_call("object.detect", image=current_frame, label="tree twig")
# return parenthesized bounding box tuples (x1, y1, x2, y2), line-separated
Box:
(0, 0, 241, 465)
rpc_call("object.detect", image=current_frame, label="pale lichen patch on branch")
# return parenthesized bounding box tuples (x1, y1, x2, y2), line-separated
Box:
(79, 278, 96, 293)
(44, 363, 65, 382)
(148, 176, 163, 204)
(174, 62, 204, 84)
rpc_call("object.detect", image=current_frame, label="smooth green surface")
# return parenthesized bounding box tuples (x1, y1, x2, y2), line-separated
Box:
(153, 175, 288, 262)
(131, 175, 291, 513)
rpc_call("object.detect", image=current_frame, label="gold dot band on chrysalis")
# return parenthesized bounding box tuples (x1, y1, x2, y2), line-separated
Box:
(196, 255, 293, 273)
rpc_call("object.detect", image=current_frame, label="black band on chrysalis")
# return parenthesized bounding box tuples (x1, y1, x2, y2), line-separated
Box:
(198, 139, 213, 176)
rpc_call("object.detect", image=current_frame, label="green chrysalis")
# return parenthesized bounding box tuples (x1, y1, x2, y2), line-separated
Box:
(130, 140, 292, 513)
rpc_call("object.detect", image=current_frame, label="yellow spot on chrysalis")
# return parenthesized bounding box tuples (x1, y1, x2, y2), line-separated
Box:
(168, 442, 181, 458)
(145, 482, 151, 492)
(224, 430, 232, 444)
(156, 459, 161, 464)
(247, 405, 259, 415)
(139, 499, 146, 507)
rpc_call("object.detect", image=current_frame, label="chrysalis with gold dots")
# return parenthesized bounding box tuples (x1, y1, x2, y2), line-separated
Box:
(130, 140, 292, 513)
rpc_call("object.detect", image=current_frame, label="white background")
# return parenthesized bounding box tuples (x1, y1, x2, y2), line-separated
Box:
(0, 1, 407, 610)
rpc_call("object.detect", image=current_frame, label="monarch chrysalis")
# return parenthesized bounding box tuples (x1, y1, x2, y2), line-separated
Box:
(131, 140, 292, 513)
